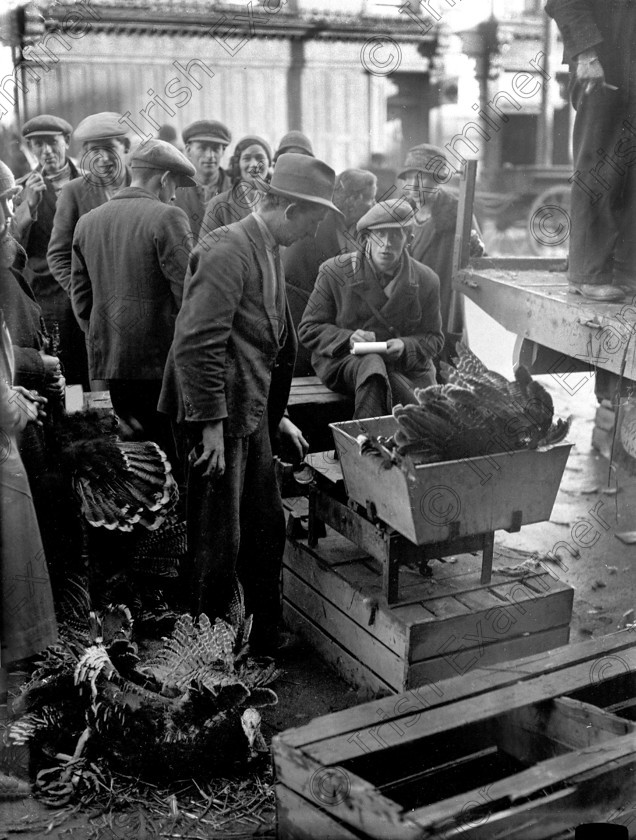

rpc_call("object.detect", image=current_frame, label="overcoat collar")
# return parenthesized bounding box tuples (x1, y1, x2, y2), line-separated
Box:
(350, 249, 420, 326)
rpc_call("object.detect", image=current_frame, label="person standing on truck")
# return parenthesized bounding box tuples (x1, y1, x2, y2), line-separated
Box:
(546, 0, 635, 303)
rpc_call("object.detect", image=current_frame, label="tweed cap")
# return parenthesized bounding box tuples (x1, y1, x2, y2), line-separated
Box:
(183, 120, 231, 146)
(356, 198, 415, 233)
(130, 139, 197, 187)
(22, 114, 73, 138)
(74, 112, 128, 143)
(260, 153, 340, 213)
(398, 143, 449, 179)
(275, 130, 314, 159)
(0, 160, 21, 200)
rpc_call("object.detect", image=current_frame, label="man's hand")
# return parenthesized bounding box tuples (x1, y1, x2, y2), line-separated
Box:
(45, 374, 66, 398)
(190, 420, 225, 479)
(40, 352, 62, 378)
(279, 417, 309, 462)
(10, 387, 47, 425)
(23, 171, 47, 211)
(385, 338, 405, 358)
(575, 48, 605, 95)
(350, 329, 376, 348)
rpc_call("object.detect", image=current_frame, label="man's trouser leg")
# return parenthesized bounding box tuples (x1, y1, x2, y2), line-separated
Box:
(569, 81, 626, 285)
(236, 412, 286, 646)
(185, 432, 245, 620)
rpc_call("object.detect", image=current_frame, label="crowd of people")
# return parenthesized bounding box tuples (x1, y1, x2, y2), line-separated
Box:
(1, 109, 486, 679)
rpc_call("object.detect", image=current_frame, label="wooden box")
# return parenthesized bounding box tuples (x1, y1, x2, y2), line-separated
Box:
(282, 525, 573, 697)
(273, 631, 636, 840)
(330, 417, 572, 545)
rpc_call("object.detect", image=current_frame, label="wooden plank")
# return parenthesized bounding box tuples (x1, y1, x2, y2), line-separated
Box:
(407, 578, 573, 662)
(282, 539, 408, 654)
(280, 631, 636, 753)
(276, 784, 364, 840)
(469, 256, 566, 272)
(409, 732, 636, 831)
(283, 571, 406, 689)
(494, 696, 635, 766)
(273, 741, 422, 840)
(302, 642, 636, 767)
(282, 602, 394, 699)
(406, 625, 570, 687)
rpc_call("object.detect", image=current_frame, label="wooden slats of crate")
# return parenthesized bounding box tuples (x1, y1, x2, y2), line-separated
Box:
(283, 524, 573, 697)
(273, 631, 636, 840)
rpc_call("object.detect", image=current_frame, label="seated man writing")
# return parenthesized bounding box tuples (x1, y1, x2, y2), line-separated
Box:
(299, 199, 443, 419)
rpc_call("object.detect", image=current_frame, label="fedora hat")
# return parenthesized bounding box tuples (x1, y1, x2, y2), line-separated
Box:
(261, 153, 340, 214)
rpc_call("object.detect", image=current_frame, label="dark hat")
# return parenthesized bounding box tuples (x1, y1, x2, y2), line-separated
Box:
(260, 153, 340, 213)
(357, 198, 415, 233)
(182, 120, 231, 146)
(233, 135, 273, 164)
(0, 160, 21, 200)
(74, 112, 128, 143)
(398, 143, 449, 179)
(130, 139, 197, 187)
(335, 168, 377, 197)
(275, 130, 313, 159)
(22, 114, 73, 139)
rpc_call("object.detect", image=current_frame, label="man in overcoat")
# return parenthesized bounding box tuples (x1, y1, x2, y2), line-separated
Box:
(47, 112, 132, 387)
(546, 0, 636, 301)
(174, 120, 232, 240)
(13, 115, 87, 387)
(159, 153, 338, 654)
(283, 168, 377, 375)
(70, 140, 194, 453)
(299, 199, 444, 419)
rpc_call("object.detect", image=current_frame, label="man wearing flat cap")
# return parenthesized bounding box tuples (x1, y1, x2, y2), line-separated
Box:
(283, 168, 377, 375)
(71, 140, 194, 454)
(398, 143, 483, 364)
(13, 115, 87, 387)
(175, 120, 232, 239)
(159, 153, 337, 655)
(47, 111, 132, 388)
(299, 198, 444, 419)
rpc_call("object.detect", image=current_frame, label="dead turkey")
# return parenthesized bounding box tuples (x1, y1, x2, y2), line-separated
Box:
(360, 343, 571, 466)
(43, 410, 177, 531)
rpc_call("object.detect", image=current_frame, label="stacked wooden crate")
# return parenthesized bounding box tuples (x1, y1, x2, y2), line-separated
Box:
(273, 631, 636, 839)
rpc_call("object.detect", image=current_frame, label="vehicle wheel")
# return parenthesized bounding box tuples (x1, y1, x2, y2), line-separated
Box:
(527, 185, 571, 257)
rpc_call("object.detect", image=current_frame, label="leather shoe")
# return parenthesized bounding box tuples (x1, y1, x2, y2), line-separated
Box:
(569, 283, 624, 302)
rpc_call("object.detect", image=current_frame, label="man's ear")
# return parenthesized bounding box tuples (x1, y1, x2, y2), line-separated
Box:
(159, 170, 171, 188)
(283, 201, 298, 221)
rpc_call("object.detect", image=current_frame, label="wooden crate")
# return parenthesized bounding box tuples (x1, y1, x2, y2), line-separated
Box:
(330, 417, 572, 545)
(282, 524, 573, 697)
(273, 631, 636, 840)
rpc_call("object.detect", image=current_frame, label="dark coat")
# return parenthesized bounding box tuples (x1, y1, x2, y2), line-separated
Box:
(201, 184, 255, 235)
(159, 213, 296, 437)
(47, 168, 132, 295)
(0, 244, 47, 391)
(298, 250, 443, 390)
(70, 186, 191, 381)
(14, 159, 82, 306)
(173, 168, 232, 240)
(545, 0, 623, 65)
(283, 211, 362, 376)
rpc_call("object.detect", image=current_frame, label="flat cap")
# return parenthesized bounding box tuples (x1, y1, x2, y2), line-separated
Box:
(130, 139, 197, 187)
(74, 112, 128, 143)
(275, 130, 313, 158)
(357, 198, 415, 233)
(182, 120, 231, 146)
(22, 114, 73, 138)
(398, 143, 449, 179)
(0, 160, 21, 200)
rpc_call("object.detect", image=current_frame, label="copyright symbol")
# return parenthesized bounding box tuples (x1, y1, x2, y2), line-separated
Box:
(420, 485, 461, 526)
(80, 147, 124, 188)
(254, 314, 286, 347)
(361, 36, 402, 76)
(0, 430, 10, 464)
(310, 767, 350, 806)
(589, 655, 631, 685)
(530, 205, 570, 247)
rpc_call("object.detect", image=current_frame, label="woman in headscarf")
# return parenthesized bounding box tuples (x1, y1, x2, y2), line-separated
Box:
(200, 136, 272, 235)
